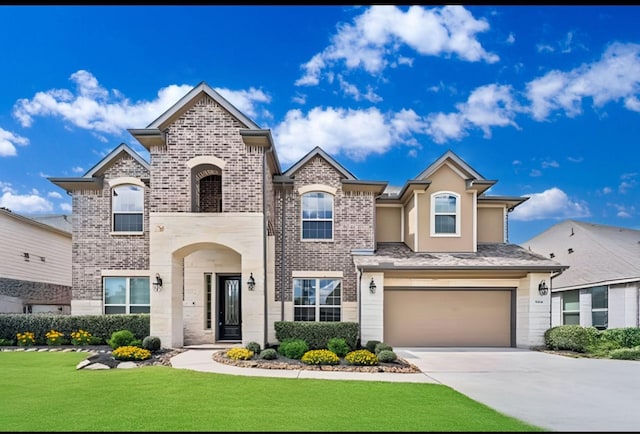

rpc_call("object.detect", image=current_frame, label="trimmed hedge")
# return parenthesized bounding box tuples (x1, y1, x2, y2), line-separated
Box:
(274, 321, 358, 350)
(0, 314, 149, 345)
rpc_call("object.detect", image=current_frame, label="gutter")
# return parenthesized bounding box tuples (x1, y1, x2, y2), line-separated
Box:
(262, 145, 272, 346)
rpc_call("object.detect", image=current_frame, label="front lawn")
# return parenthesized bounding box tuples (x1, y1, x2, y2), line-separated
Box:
(0, 351, 544, 432)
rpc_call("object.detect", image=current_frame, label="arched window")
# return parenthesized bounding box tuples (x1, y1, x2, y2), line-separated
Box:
(301, 192, 334, 240)
(192, 165, 222, 212)
(112, 185, 144, 232)
(431, 192, 460, 236)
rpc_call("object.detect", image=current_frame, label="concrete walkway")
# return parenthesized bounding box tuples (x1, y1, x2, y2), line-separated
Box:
(170, 348, 439, 383)
(171, 347, 640, 432)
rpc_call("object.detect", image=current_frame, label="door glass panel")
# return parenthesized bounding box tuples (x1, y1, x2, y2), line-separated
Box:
(225, 279, 239, 326)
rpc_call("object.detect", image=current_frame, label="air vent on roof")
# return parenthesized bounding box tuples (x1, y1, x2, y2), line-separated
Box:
(568, 248, 574, 254)
(550, 253, 555, 258)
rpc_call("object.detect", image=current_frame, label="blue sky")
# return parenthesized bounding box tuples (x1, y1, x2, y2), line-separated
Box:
(0, 5, 639, 245)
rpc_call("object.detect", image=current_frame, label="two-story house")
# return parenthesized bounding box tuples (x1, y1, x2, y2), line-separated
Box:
(49, 82, 566, 349)
(0, 207, 72, 314)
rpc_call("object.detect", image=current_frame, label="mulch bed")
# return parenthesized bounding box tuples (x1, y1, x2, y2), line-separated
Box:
(211, 350, 422, 373)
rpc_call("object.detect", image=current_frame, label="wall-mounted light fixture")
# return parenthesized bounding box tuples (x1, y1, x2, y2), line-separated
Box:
(152, 273, 163, 292)
(538, 280, 548, 296)
(247, 273, 256, 291)
(369, 277, 377, 294)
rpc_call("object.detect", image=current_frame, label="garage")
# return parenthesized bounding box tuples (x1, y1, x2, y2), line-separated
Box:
(383, 289, 514, 347)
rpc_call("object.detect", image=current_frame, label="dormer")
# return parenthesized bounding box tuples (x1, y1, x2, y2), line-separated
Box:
(375, 150, 527, 253)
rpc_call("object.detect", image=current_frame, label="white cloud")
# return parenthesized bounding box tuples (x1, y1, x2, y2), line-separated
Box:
(529, 169, 542, 177)
(526, 42, 640, 120)
(296, 5, 497, 88)
(213, 87, 272, 119)
(426, 84, 520, 143)
(0, 191, 53, 214)
(619, 172, 638, 193)
(47, 191, 62, 199)
(59, 202, 72, 212)
(0, 128, 29, 157)
(506, 33, 515, 44)
(273, 106, 426, 165)
(13, 70, 194, 134)
(510, 187, 591, 221)
(72, 166, 84, 173)
(541, 160, 559, 168)
(567, 156, 583, 163)
(601, 186, 613, 194)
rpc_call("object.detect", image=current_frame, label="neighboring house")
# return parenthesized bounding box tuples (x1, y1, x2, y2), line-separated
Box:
(49, 82, 566, 349)
(521, 220, 640, 330)
(0, 207, 72, 314)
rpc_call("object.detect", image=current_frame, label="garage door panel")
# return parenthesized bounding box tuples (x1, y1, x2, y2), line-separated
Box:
(384, 290, 511, 347)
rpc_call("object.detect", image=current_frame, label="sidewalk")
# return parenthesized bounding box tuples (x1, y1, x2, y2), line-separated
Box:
(170, 348, 440, 383)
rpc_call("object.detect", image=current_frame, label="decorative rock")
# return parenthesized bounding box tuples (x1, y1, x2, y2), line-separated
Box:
(117, 361, 139, 369)
(84, 363, 111, 370)
(76, 359, 92, 370)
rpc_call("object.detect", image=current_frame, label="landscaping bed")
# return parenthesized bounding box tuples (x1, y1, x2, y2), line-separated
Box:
(211, 349, 422, 373)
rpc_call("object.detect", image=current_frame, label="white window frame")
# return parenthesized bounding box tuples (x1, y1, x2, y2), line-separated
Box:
(430, 191, 461, 237)
(293, 277, 342, 322)
(561, 290, 580, 325)
(111, 184, 144, 234)
(103, 276, 150, 314)
(301, 191, 334, 241)
(591, 285, 608, 330)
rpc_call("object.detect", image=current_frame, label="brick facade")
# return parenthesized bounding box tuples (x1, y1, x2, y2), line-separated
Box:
(149, 95, 264, 214)
(274, 155, 376, 304)
(71, 154, 150, 303)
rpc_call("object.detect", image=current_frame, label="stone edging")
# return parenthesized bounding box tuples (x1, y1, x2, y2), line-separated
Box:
(211, 350, 422, 373)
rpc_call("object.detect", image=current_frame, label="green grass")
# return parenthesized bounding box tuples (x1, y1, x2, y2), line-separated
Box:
(0, 351, 545, 432)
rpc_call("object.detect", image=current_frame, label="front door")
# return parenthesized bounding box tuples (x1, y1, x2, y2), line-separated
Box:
(217, 275, 241, 341)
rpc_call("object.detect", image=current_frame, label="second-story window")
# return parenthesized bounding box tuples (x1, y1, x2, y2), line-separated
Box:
(112, 185, 143, 232)
(431, 192, 460, 236)
(302, 192, 333, 240)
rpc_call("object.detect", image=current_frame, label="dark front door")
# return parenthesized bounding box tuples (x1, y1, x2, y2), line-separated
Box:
(217, 275, 241, 341)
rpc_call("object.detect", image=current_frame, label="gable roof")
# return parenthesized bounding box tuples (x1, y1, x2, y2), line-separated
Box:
(521, 220, 640, 290)
(49, 143, 149, 193)
(283, 146, 356, 179)
(415, 149, 487, 181)
(128, 81, 260, 150)
(0, 208, 71, 237)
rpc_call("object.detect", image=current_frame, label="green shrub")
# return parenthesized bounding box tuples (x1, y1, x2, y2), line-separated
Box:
(112, 345, 151, 361)
(277, 339, 309, 360)
(609, 347, 640, 360)
(365, 340, 381, 353)
(142, 336, 161, 352)
(345, 349, 378, 366)
(246, 341, 261, 354)
(227, 347, 254, 360)
(327, 337, 350, 357)
(0, 338, 14, 346)
(0, 313, 149, 345)
(301, 349, 340, 365)
(375, 342, 393, 355)
(545, 325, 598, 353)
(108, 330, 137, 350)
(274, 321, 358, 350)
(377, 349, 397, 363)
(600, 328, 640, 348)
(259, 348, 278, 360)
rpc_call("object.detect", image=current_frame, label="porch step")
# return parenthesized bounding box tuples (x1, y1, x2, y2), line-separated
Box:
(182, 343, 241, 350)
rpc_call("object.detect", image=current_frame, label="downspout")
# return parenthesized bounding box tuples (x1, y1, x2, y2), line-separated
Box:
(357, 266, 362, 347)
(280, 185, 286, 321)
(263, 146, 273, 346)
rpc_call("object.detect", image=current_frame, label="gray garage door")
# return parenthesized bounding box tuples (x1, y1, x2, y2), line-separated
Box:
(384, 289, 513, 347)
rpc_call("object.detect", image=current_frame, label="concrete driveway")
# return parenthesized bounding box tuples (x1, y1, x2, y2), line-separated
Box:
(395, 347, 640, 432)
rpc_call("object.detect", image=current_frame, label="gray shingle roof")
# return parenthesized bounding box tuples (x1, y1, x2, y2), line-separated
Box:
(520, 220, 640, 289)
(354, 242, 566, 271)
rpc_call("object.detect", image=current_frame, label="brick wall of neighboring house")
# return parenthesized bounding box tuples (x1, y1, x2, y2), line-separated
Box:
(149, 94, 265, 214)
(0, 277, 70, 304)
(275, 155, 376, 304)
(71, 154, 150, 303)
